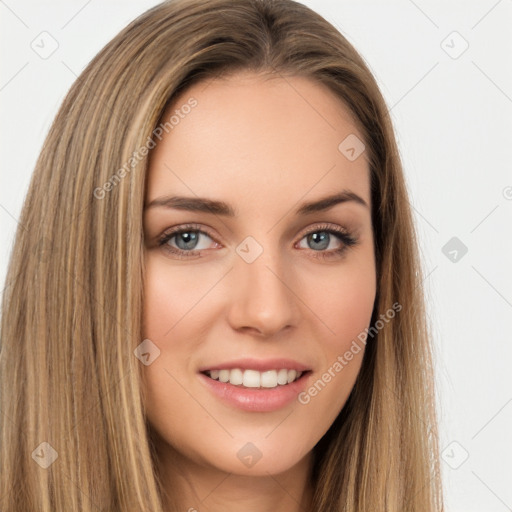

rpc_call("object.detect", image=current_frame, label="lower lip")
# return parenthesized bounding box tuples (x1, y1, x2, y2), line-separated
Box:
(198, 372, 310, 412)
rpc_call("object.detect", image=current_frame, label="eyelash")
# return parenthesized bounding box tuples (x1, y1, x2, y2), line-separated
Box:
(157, 223, 358, 261)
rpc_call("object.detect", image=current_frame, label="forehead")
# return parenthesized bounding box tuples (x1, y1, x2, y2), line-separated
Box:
(146, 71, 370, 213)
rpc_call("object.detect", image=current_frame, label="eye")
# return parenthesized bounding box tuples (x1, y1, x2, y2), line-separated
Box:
(167, 231, 211, 251)
(156, 222, 358, 260)
(295, 223, 358, 260)
(158, 224, 219, 259)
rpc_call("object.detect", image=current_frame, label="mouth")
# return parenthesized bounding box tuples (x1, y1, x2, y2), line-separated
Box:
(198, 359, 312, 412)
(201, 368, 308, 389)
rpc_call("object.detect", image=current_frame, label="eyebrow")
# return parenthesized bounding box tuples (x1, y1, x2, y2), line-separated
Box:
(144, 190, 368, 216)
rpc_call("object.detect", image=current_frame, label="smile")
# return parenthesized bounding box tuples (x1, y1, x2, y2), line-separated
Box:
(203, 368, 304, 388)
(198, 358, 312, 412)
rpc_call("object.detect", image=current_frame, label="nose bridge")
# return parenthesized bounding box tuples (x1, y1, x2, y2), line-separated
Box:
(227, 237, 300, 335)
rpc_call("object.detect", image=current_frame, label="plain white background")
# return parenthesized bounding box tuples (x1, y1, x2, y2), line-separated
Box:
(1, 1, 511, 510)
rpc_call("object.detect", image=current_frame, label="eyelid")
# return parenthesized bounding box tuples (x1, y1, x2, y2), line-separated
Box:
(298, 222, 350, 237)
(158, 222, 213, 236)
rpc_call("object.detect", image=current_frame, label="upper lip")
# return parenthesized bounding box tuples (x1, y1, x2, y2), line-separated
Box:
(198, 358, 312, 373)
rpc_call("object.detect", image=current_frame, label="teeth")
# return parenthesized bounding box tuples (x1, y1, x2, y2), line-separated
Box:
(243, 370, 260, 388)
(277, 369, 288, 385)
(205, 368, 304, 388)
(230, 368, 243, 386)
(261, 370, 277, 388)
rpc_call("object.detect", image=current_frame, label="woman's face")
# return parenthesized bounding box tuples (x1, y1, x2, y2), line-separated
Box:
(142, 71, 376, 477)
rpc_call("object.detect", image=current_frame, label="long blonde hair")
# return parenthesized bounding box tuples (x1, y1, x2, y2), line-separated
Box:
(0, 0, 443, 510)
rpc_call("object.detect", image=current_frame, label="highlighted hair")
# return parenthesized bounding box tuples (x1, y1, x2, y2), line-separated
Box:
(0, 0, 443, 510)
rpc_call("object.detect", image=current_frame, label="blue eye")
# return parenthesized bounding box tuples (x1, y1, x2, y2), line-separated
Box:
(158, 224, 217, 258)
(158, 223, 358, 260)
(168, 230, 212, 251)
(296, 224, 358, 259)
(300, 231, 339, 251)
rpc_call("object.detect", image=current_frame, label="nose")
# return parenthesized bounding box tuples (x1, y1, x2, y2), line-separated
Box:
(226, 246, 301, 337)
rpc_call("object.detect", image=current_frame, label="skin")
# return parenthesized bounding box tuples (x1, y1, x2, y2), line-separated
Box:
(142, 70, 376, 511)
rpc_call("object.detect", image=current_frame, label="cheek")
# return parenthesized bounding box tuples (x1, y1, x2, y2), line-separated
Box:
(300, 255, 377, 353)
(142, 259, 184, 339)
(141, 256, 220, 341)
(330, 270, 375, 343)
(140, 259, 212, 460)
(291, 275, 375, 451)
(294, 252, 376, 408)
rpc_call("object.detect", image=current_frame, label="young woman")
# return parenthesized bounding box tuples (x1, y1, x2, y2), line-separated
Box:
(0, 0, 444, 510)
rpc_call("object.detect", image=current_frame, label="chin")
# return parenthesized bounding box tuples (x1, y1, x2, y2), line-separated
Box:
(182, 429, 315, 477)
